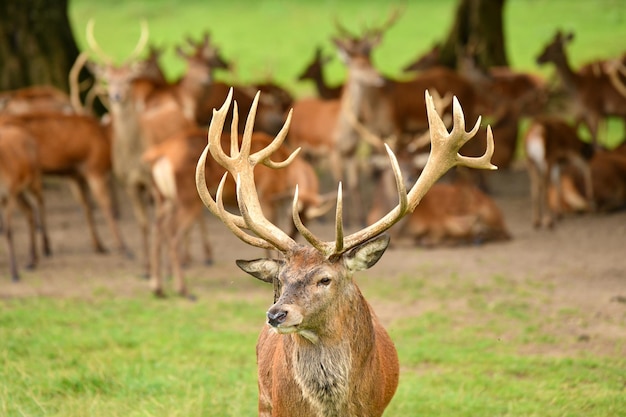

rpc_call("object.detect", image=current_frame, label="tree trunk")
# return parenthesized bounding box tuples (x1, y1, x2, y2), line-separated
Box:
(0, 0, 80, 91)
(438, 0, 508, 69)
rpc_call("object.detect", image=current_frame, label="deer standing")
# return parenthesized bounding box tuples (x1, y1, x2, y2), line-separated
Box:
(86, 20, 221, 278)
(0, 124, 51, 281)
(524, 116, 595, 228)
(195, 88, 495, 417)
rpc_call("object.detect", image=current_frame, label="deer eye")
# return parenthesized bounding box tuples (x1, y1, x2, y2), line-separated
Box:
(318, 277, 332, 286)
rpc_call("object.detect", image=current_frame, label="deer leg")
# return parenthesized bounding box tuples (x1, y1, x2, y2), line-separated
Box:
(29, 179, 51, 257)
(86, 174, 130, 257)
(127, 183, 151, 278)
(15, 194, 38, 270)
(149, 190, 167, 298)
(527, 161, 544, 228)
(68, 177, 107, 253)
(2, 197, 20, 281)
(172, 207, 204, 298)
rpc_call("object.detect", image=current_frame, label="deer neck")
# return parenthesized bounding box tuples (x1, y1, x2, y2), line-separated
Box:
(108, 93, 149, 181)
(550, 52, 580, 95)
(289, 288, 376, 417)
(175, 71, 212, 120)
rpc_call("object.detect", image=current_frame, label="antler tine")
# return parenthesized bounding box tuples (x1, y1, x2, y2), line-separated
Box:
(215, 173, 274, 250)
(337, 89, 494, 253)
(127, 20, 150, 62)
(195, 144, 247, 230)
(85, 19, 114, 64)
(245, 93, 299, 168)
(197, 88, 298, 253)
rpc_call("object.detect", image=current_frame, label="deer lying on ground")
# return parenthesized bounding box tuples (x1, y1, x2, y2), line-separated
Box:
(536, 30, 626, 147)
(0, 112, 128, 255)
(195, 89, 495, 417)
(548, 142, 626, 214)
(0, 124, 51, 282)
(142, 109, 332, 297)
(0, 85, 74, 115)
(524, 116, 595, 229)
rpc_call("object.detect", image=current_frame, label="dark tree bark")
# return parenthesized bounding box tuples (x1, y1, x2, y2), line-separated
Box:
(0, 0, 80, 91)
(438, 0, 509, 69)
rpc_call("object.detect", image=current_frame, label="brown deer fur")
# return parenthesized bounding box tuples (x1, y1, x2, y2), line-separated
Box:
(0, 112, 127, 255)
(524, 117, 594, 228)
(0, 124, 51, 281)
(536, 31, 626, 146)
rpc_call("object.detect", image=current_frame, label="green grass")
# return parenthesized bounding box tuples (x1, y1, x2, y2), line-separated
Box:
(68, 0, 626, 147)
(2, 273, 625, 417)
(69, 0, 626, 94)
(4, 2, 624, 415)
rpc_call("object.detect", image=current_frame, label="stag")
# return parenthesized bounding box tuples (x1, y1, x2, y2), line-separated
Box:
(195, 88, 495, 417)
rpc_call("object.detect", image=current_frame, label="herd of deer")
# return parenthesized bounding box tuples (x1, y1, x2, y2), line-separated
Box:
(1, 12, 626, 415)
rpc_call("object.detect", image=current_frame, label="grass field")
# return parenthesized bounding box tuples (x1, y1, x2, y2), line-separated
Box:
(2, 1, 626, 416)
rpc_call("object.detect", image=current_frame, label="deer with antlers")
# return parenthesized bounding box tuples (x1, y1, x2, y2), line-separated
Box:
(195, 88, 495, 416)
(536, 30, 626, 147)
(86, 21, 224, 277)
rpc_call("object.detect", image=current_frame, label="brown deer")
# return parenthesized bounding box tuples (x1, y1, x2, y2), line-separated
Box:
(195, 89, 495, 417)
(524, 116, 595, 229)
(296, 46, 343, 100)
(536, 30, 626, 147)
(86, 20, 218, 276)
(0, 85, 74, 115)
(0, 124, 51, 281)
(549, 142, 626, 214)
(368, 175, 510, 248)
(0, 112, 128, 255)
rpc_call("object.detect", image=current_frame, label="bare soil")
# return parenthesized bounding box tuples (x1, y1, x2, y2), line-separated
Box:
(2, 166, 625, 357)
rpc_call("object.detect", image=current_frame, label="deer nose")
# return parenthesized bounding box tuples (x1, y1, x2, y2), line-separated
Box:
(267, 309, 288, 327)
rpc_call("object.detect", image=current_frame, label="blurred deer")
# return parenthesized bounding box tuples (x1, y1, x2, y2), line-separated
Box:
(524, 116, 594, 228)
(0, 124, 51, 281)
(195, 89, 496, 417)
(536, 30, 626, 147)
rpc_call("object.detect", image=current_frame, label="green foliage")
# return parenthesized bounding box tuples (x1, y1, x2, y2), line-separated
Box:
(69, 0, 626, 95)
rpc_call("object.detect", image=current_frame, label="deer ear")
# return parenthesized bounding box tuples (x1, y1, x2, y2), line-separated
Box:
(344, 233, 390, 272)
(236, 259, 282, 284)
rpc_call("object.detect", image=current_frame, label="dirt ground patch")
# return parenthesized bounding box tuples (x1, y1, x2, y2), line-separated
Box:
(2, 166, 625, 357)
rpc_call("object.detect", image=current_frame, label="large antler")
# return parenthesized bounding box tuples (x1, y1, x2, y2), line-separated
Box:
(293, 90, 496, 256)
(196, 89, 495, 258)
(195, 88, 301, 253)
